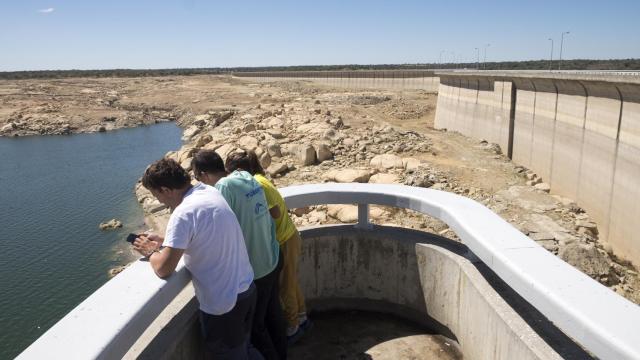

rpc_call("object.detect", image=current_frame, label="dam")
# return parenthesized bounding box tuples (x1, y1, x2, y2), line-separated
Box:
(15, 70, 640, 360)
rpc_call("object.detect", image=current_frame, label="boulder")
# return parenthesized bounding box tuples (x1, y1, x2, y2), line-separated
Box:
(259, 152, 272, 169)
(267, 129, 284, 139)
(315, 144, 333, 162)
(267, 142, 282, 157)
(215, 143, 237, 162)
(324, 169, 371, 183)
(370, 154, 404, 170)
(327, 205, 358, 223)
(177, 145, 197, 163)
(182, 125, 201, 141)
(297, 145, 316, 166)
(327, 204, 387, 223)
(1, 122, 16, 133)
(267, 162, 288, 177)
(369, 173, 401, 184)
(559, 243, 611, 278)
(237, 136, 259, 151)
(243, 123, 256, 132)
(343, 138, 356, 147)
(194, 114, 211, 123)
(402, 157, 422, 171)
(534, 182, 551, 193)
(99, 219, 122, 230)
(267, 117, 284, 128)
(195, 134, 213, 148)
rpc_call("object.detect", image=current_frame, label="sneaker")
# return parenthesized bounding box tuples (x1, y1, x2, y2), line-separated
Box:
(287, 325, 304, 346)
(297, 312, 307, 324)
(299, 318, 313, 332)
(286, 324, 299, 337)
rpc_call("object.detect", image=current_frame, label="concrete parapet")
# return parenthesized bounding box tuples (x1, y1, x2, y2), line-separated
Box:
(232, 70, 440, 92)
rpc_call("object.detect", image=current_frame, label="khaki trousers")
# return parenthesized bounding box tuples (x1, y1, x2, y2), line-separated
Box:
(279, 231, 306, 328)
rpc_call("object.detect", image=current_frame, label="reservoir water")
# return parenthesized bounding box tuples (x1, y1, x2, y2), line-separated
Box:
(0, 123, 182, 359)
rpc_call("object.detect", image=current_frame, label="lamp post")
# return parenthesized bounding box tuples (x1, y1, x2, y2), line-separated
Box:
(548, 38, 554, 71)
(483, 43, 490, 69)
(475, 47, 479, 70)
(558, 31, 570, 70)
(439, 50, 445, 67)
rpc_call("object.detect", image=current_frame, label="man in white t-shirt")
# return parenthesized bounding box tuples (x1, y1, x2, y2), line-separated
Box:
(133, 158, 261, 360)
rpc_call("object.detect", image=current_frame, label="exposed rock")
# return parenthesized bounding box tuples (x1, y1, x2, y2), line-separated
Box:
(267, 117, 284, 128)
(315, 143, 333, 162)
(215, 143, 237, 162)
(267, 142, 282, 157)
(327, 205, 358, 223)
(369, 173, 401, 184)
(1, 122, 17, 133)
(237, 136, 259, 151)
(324, 169, 371, 183)
(109, 265, 127, 278)
(182, 125, 201, 141)
(266, 129, 284, 139)
(327, 204, 386, 223)
(194, 114, 211, 123)
(403, 171, 434, 188)
(370, 154, 404, 170)
(402, 157, 422, 171)
(534, 182, 551, 193)
(195, 134, 213, 148)
(576, 220, 599, 235)
(266, 162, 288, 177)
(297, 144, 317, 166)
(559, 243, 611, 279)
(243, 123, 256, 132)
(292, 207, 312, 217)
(99, 219, 122, 230)
(142, 198, 167, 214)
(259, 152, 272, 169)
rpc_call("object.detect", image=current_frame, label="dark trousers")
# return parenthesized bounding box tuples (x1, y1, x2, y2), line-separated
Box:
(199, 283, 263, 360)
(252, 250, 287, 360)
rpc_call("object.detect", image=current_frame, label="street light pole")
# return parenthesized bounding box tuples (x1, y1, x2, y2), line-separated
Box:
(483, 43, 490, 69)
(558, 31, 570, 70)
(548, 38, 554, 71)
(439, 50, 445, 67)
(475, 47, 479, 70)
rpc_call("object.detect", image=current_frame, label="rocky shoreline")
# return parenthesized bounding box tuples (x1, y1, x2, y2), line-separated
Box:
(125, 78, 640, 305)
(0, 77, 199, 137)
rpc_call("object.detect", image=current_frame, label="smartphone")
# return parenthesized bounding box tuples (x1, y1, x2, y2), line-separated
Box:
(126, 233, 139, 244)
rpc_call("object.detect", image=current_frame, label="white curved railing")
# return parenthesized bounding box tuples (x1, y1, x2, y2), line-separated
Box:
(17, 183, 640, 360)
(282, 183, 640, 360)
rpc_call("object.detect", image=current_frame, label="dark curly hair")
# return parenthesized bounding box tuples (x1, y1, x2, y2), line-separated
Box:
(142, 158, 191, 190)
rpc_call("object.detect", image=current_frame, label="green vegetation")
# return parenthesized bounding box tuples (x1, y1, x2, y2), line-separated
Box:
(1, 59, 638, 80)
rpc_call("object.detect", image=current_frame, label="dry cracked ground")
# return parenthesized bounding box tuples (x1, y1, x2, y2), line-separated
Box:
(2, 75, 638, 306)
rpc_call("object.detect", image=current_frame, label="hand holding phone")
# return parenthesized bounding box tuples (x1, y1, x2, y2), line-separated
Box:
(126, 233, 139, 244)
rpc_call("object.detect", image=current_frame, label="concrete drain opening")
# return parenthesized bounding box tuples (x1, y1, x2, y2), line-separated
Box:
(289, 310, 462, 360)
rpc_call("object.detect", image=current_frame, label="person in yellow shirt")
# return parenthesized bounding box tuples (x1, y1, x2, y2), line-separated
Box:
(226, 151, 311, 344)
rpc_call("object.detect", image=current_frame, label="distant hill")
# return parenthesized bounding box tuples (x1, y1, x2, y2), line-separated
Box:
(1, 59, 638, 80)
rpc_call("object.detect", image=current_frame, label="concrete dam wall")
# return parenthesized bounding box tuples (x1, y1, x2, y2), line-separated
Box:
(233, 70, 440, 92)
(435, 71, 640, 267)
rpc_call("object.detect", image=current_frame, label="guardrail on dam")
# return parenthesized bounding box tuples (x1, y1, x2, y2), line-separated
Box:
(233, 70, 440, 91)
(434, 71, 640, 268)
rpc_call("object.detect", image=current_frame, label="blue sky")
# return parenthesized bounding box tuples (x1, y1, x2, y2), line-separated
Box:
(1, 0, 639, 71)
